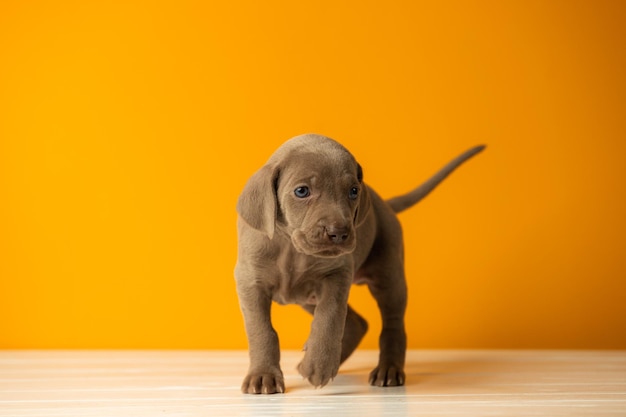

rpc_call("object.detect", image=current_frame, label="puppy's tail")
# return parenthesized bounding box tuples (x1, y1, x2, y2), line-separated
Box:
(386, 145, 486, 214)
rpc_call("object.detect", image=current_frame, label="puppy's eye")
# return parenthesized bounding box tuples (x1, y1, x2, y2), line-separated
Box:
(349, 187, 359, 200)
(294, 186, 310, 198)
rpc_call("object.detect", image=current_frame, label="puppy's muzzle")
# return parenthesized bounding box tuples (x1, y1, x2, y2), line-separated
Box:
(292, 222, 356, 258)
(325, 224, 349, 243)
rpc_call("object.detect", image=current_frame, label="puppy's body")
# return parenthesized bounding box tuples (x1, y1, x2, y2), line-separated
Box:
(235, 134, 484, 394)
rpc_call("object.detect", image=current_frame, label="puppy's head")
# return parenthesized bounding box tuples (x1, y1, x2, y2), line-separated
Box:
(237, 134, 371, 258)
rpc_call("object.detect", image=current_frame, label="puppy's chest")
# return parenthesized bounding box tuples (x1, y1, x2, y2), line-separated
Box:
(271, 249, 344, 306)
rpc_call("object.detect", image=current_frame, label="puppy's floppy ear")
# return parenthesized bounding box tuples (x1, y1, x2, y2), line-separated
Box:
(355, 163, 372, 226)
(237, 164, 279, 239)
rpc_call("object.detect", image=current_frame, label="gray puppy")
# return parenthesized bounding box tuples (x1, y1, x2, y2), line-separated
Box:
(235, 134, 484, 394)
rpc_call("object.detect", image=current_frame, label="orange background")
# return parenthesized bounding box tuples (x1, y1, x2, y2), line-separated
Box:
(1, 1, 625, 349)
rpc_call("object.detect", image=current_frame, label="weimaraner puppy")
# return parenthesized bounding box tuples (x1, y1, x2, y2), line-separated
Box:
(235, 134, 485, 394)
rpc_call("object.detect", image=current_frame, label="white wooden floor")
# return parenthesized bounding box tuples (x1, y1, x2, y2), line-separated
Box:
(1, 350, 625, 416)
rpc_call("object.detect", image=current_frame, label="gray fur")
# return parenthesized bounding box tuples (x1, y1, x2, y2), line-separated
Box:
(235, 134, 485, 394)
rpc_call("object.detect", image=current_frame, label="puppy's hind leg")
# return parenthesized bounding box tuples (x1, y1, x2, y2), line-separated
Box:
(340, 305, 369, 363)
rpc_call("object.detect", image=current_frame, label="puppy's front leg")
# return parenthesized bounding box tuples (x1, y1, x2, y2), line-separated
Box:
(297, 276, 351, 388)
(367, 273, 407, 387)
(237, 282, 284, 394)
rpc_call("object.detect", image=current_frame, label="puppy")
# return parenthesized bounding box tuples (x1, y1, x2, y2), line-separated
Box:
(235, 134, 484, 394)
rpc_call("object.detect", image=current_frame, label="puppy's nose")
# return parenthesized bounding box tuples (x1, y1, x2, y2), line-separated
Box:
(325, 225, 349, 243)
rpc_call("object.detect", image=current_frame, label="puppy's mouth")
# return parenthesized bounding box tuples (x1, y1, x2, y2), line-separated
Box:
(291, 230, 356, 258)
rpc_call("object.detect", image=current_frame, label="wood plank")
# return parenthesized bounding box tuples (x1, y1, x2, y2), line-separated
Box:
(1, 350, 625, 416)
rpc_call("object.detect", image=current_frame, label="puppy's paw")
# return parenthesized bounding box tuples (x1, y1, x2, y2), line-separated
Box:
(297, 352, 340, 388)
(368, 365, 405, 387)
(241, 369, 285, 394)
